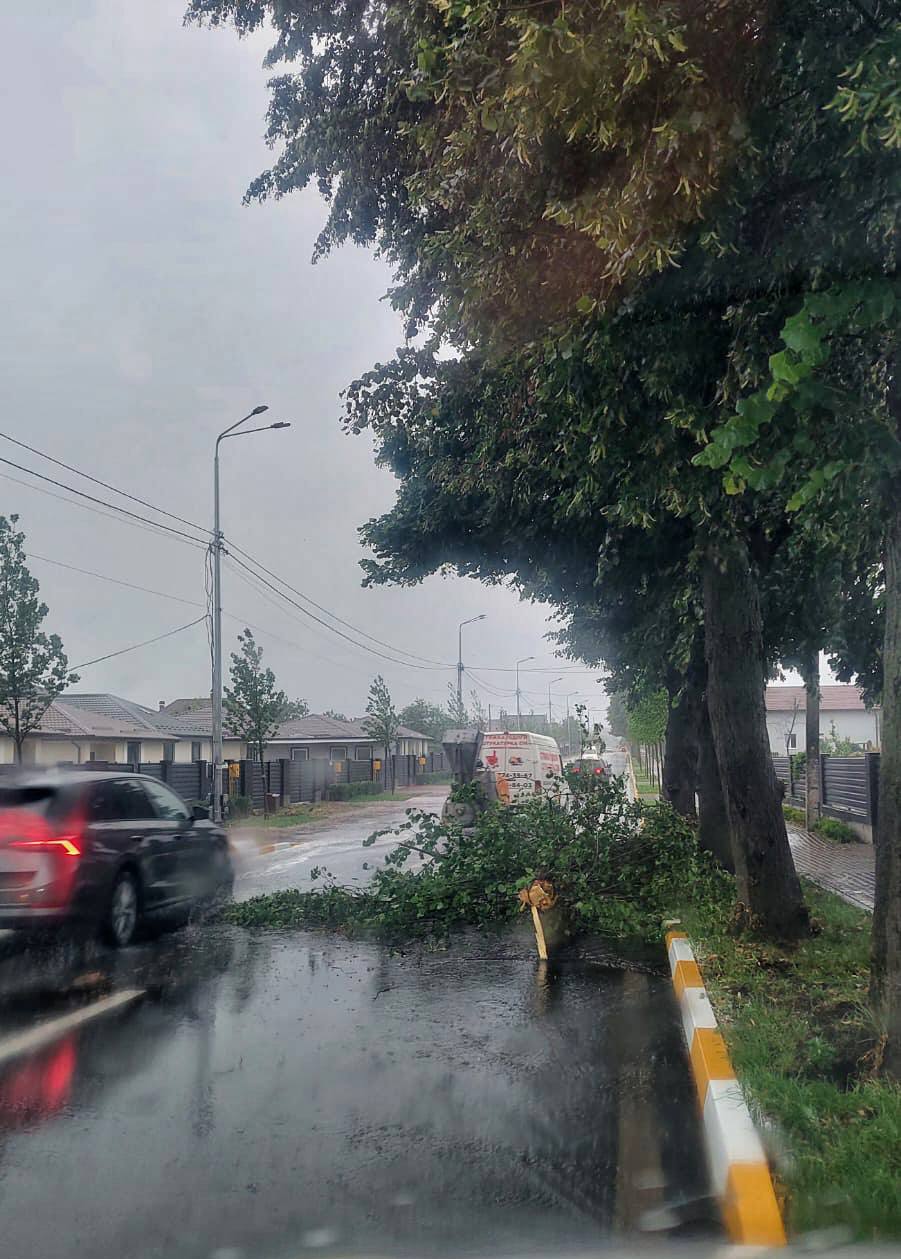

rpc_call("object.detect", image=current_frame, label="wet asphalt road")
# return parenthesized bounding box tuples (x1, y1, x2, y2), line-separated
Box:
(0, 778, 719, 1256)
(232, 791, 448, 901)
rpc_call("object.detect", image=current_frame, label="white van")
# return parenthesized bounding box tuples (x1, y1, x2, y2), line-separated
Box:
(476, 731, 566, 805)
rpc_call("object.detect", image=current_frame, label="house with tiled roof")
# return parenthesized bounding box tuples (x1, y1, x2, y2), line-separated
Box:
(765, 684, 881, 754)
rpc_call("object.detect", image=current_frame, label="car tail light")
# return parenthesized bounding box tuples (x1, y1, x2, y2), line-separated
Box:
(594, 766, 604, 775)
(0, 809, 84, 907)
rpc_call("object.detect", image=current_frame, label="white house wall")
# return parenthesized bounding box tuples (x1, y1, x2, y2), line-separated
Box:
(766, 708, 880, 754)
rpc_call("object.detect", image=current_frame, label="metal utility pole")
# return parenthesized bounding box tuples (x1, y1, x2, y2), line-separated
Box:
(515, 656, 534, 726)
(211, 406, 291, 821)
(547, 676, 562, 725)
(457, 614, 486, 711)
(565, 690, 579, 757)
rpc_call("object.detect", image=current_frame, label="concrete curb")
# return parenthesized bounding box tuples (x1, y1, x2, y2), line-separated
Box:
(665, 928, 786, 1248)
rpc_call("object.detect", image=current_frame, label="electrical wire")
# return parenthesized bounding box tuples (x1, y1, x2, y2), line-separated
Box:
(0, 429, 210, 536)
(26, 552, 207, 610)
(225, 550, 452, 672)
(0, 469, 207, 551)
(0, 455, 209, 547)
(226, 539, 453, 668)
(71, 616, 208, 670)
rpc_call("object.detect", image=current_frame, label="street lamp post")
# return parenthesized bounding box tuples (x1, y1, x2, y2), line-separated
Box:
(457, 614, 486, 713)
(565, 691, 580, 757)
(515, 656, 535, 726)
(211, 406, 291, 822)
(547, 676, 563, 725)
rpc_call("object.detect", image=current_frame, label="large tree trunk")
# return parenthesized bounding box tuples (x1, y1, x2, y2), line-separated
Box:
(871, 492, 901, 1078)
(703, 539, 809, 938)
(801, 650, 821, 831)
(697, 696, 734, 871)
(662, 666, 702, 818)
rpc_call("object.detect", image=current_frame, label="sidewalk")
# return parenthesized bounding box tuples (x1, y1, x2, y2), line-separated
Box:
(787, 825, 875, 912)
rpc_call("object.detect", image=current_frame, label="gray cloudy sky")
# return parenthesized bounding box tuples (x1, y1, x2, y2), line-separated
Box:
(0, 1, 608, 723)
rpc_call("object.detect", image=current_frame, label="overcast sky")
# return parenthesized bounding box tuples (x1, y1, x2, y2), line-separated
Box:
(0, 1, 608, 724)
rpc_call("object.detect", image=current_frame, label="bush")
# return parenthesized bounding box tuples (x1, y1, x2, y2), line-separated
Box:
(783, 805, 806, 826)
(327, 781, 385, 801)
(814, 816, 859, 844)
(223, 772, 732, 942)
(227, 793, 253, 819)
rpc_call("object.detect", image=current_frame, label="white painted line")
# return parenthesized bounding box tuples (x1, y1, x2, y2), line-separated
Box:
(0, 987, 144, 1068)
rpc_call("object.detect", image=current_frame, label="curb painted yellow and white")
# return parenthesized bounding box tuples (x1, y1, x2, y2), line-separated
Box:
(665, 928, 786, 1248)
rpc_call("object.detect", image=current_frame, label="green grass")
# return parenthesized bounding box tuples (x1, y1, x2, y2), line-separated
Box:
(229, 792, 411, 828)
(782, 804, 860, 844)
(678, 884, 901, 1241)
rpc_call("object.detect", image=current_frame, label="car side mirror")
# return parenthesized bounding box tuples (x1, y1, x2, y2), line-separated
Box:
(192, 804, 209, 821)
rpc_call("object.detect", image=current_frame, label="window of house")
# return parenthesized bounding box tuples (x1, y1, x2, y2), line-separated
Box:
(126, 741, 141, 767)
(329, 746, 347, 761)
(162, 741, 175, 762)
(787, 733, 797, 750)
(355, 745, 372, 760)
(291, 747, 309, 761)
(191, 741, 202, 761)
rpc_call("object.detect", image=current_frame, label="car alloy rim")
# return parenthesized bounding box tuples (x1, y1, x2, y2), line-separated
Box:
(112, 879, 137, 941)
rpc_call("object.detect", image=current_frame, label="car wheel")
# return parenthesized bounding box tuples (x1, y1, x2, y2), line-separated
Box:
(104, 870, 140, 948)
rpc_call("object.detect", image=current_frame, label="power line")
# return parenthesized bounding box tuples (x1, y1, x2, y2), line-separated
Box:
(72, 616, 208, 670)
(0, 455, 209, 547)
(226, 539, 452, 668)
(0, 429, 210, 536)
(0, 469, 208, 551)
(26, 552, 206, 610)
(225, 550, 452, 672)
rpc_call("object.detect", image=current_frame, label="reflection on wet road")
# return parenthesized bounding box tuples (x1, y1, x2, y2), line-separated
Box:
(0, 923, 718, 1258)
(0, 782, 718, 1256)
(232, 791, 448, 901)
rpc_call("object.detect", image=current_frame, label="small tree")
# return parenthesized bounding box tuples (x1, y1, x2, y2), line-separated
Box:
(364, 674, 400, 792)
(445, 682, 469, 729)
(399, 698, 449, 743)
(469, 689, 487, 731)
(280, 696, 310, 721)
(224, 629, 286, 812)
(322, 709, 348, 721)
(0, 515, 78, 762)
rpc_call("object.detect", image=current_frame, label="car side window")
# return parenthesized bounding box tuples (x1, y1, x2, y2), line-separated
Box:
(89, 780, 152, 822)
(142, 779, 191, 823)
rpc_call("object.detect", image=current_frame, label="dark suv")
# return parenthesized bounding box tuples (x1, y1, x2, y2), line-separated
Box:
(0, 771, 233, 946)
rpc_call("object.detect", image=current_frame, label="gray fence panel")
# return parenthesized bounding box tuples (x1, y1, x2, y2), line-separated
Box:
(822, 756, 869, 818)
(348, 759, 373, 784)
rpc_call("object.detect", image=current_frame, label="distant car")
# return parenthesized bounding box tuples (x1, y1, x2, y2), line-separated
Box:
(0, 771, 233, 947)
(565, 753, 611, 778)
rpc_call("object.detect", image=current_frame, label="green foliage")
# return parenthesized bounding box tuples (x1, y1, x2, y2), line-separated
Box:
(365, 674, 400, 790)
(322, 709, 349, 721)
(224, 629, 287, 771)
(815, 817, 860, 845)
(626, 689, 668, 746)
(327, 781, 385, 802)
(0, 515, 78, 761)
(280, 697, 310, 721)
(821, 721, 863, 756)
(783, 805, 807, 827)
(399, 698, 451, 743)
(606, 689, 629, 738)
(679, 885, 901, 1239)
(221, 773, 731, 943)
(226, 793, 252, 820)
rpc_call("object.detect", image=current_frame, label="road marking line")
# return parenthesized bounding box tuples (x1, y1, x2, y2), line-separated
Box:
(0, 987, 144, 1068)
(664, 928, 786, 1247)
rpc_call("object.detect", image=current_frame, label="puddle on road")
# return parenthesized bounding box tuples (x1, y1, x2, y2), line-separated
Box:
(0, 921, 720, 1259)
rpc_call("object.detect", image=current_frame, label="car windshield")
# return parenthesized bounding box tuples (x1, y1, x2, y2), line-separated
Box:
(0, 2, 895, 1257)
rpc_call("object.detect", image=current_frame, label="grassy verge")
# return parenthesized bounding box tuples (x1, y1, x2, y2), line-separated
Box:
(229, 793, 406, 830)
(782, 805, 860, 844)
(678, 884, 901, 1241)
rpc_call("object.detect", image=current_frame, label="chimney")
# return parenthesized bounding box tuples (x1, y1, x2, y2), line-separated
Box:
(159, 701, 166, 711)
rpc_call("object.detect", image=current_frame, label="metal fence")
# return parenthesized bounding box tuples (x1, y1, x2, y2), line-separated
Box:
(773, 753, 880, 829)
(0, 750, 448, 812)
